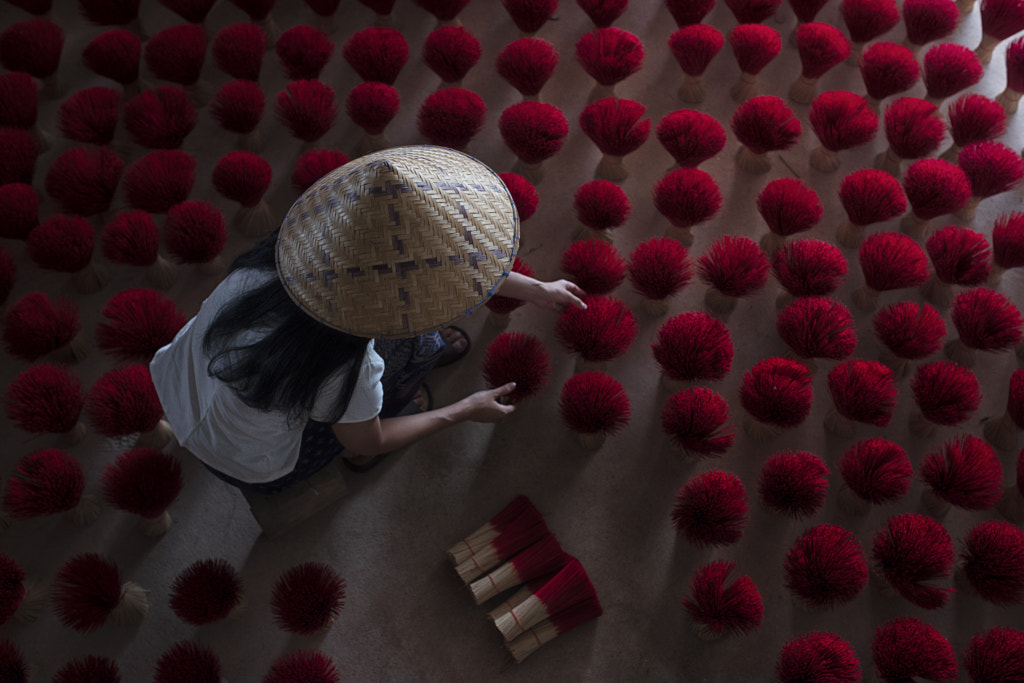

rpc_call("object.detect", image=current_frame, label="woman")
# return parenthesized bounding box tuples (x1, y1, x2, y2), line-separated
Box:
(150, 147, 583, 494)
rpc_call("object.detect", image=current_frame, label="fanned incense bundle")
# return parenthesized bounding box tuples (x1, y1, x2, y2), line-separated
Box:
(666, 0, 716, 26)
(27, 216, 108, 294)
(0, 183, 37, 239)
(470, 534, 566, 605)
(838, 438, 912, 515)
(698, 235, 769, 315)
(983, 368, 1024, 449)
(672, 470, 749, 547)
(871, 513, 955, 609)
(976, 0, 1024, 64)
(775, 632, 861, 683)
(423, 26, 481, 86)
(264, 650, 339, 683)
(653, 167, 722, 245)
(342, 28, 408, 84)
(4, 366, 85, 441)
(825, 359, 896, 437)
(668, 24, 724, 103)
(83, 29, 142, 93)
(996, 36, 1024, 112)
(169, 558, 245, 625)
(578, 97, 650, 180)
(656, 109, 726, 169)
(909, 360, 980, 437)
(416, 87, 486, 150)
(503, 0, 559, 34)
(772, 239, 847, 304)
(730, 95, 801, 174)
(859, 42, 921, 111)
(52, 655, 122, 683)
(627, 237, 692, 314)
(345, 82, 399, 154)
(921, 226, 991, 306)
(900, 159, 972, 238)
(44, 146, 123, 218)
(447, 496, 545, 565)
(498, 101, 568, 182)
(123, 150, 196, 214)
(212, 151, 274, 239)
(212, 23, 265, 81)
(957, 141, 1024, 220)
(153, 641, 224, 683)
(498, 172, 538, 221)
(990, 211, 1024, 285)
(2, 292, 84, 363)
(0, 18, 64, 97)
(920, 434, 1002, 515)
(923, 42, 983, 105)
(143, 24, 210, 104)
(124, 86, 197, 149)
(875, 97, 943, 177)
(3, 449, 96, 526)
(0, 72, 43, 151)
(853, 231, 929, 311)
(756, 178, 822, 255)
(789, 23, 851, 104)
(947, 286, 1024, 366)
(728, 24, 782, 102)
(103, 210, 176, 289)
(872, 618, 958, 681)
(492, 558, 596, 641)
(51, 553, 148, 631)
(556, 295, 636, 371)
(784, 524, 867, 609)
(682, 561, 763, 640)
(740, 357, 813, 441)
(86, 365, 167, 444)
(101, 448, 183, 536)
(270, 562, 345, 634)
(275, 80, 337, 144)
(276, 26, 332, 81)
(758, 450, 829, 518)
(578, 0, 629, 27)
(164, 200, 227, 272)
(903, 0, 959, 53)
(0, 128, 39, 185)
(964, 627, 1024, 680)
(652, 311, 733, 388)
(559, 371, 631, 449)
(661, 387, 735, 458)
(724, 0, 783, 23)
(959, 521, 1024, 604)
(57, 87, 120, 146)
(210, 80, 265, 152)
(574, 179, 630, 239)
(776, 297, 857, 369)
(807, 91, 878, 173)
(481, 331, 552, 402)
(942, 94, 1006, 161)
(560, 239, 626, 295)
(873, 301, 946, 378)
(496, 37, 559, 100)
(575, 28, 644, 100)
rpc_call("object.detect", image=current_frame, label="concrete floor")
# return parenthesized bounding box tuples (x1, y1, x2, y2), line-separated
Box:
(1, 0, 1023, 680)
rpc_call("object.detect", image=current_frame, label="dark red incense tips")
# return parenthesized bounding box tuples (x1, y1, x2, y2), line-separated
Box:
(921, 434, 1003, 510)
(578, 0, 629, 27)
(86, 365, 164, 438)
(144, 24, 207, 87)
(561, 239, 626, 295)
(925, 225, 991, 285)
(873, 301, 947, 359)
(264, 651, 339, 683)
(698, 235, 770, 298)
(661, 387, 736, 457)
(275, 80, 337, 143)
(731, 95, 801, 154)
(964, 627, 1024, 681)
(3, 448, 84, 518)
(482, 331, 552, 402)
(83, 29, 141, 86)
(759, 450, 830, 518)
(342, 27, 409, 85)
(729, 23, 782, 76)
(0, 183, 38, 239)
(0, 18, 63, 81)
(653, 311, 733, 383)
(559, 371, 631, 436)
(669, 24, 724, 77)
(951, 286, 1024, 351)
(292, 149, 349, 193)
(682, 561, 763, 637)
(795, 23, 851, 79)
(417, 87, 485, 149)
(903, 0, 959, 47)
(276, 25, 333, 81)
(993, 211, 1024, 269)
(123, 150, 196, 214)
(882, 97, 944, 160)
(574, 180, 630, 231)
(923, 42, 983, 101)
(45, 146, 124, 217)
(776, 632, 860, 683)
(903, 158, 972, 219)
(212, 22, 266, 81)
(210, 79, 265, 136)
(345, 80, 398, 139)
(271, 562, 346, 635)
(958, 140, 1024, 199)
(784, 524, 867, 608)
(575, 27, 645, 87)
(50, 553, 127, 632)
(498, 172, 538, 221)
(653, 168, 722, 229)
(423, 26, 481, 84)
(840, 438, 913, 504)
(101, 447, 183, 520)
(169, 558, 244, 625)
(495, 37, 558, 97)
(4, 365, 83, 436)
(911, 360, 980, 426)
(872, 618, 958, 681)
(959, 521, 1024, 605)
(95, 288, 187, 361)
(627, 237, 692, 300)
(2, 292, 80, 362)
(503, 0, 559, 33)
(947, 93, 1007, 148)
(808, 90, 878, 153)
(163, 200, 227, 266)
(827, 359, 897, 426)
(57, 87, 121, 145)
(859, 231, 929, 291)
(841, 0, 901, 44)
(578, 97, 650, 156)
(656, 109, 726, 168)
(124, 86, 197, 149)
(725, 0, 784, 23)
(771, 239, 847, 296)
(860, 41, 921, 101)
(556, 295, 637, 363)
(871, 513, 955, 609)
(666, 0, 716, 26)
(740, 357, 813, 428)
(498, 101, 569, 164)
(672, 470, 748, 547)
(757, 178, 823, 237)
(776, 297, 857, 361)
(52, 655, 121, 683)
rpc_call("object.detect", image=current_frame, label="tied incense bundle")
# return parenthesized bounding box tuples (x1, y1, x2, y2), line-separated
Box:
(469, 534, 566, 605)
(505, 598, 604, 663)
(454, 511, 551, 584)
(447, 495, 545, 566)
(491, 557, 598, 641)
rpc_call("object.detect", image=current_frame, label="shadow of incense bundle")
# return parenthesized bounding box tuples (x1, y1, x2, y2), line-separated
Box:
(454, 509, 551, 584)
(505, 597, 604, 663)
(469, 534, 566, 605)
(447, 495, 544, 565)
(492, 557, 596, 640)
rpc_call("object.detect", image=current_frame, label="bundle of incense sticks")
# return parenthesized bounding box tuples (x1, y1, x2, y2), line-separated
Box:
(469, 534, 566, 605)
(454, 511, 550, 584)
(504, 598, 604, 663)
(491, 558, 598, 641)
(447, 495, 545, 566)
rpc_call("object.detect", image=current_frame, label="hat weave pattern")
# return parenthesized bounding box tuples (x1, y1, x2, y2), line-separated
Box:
(276, 146, 519, 338)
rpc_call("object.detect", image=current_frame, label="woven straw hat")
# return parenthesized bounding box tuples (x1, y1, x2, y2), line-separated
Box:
(276, 146, 519, 338)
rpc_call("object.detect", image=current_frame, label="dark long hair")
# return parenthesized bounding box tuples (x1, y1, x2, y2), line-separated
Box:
(202, 231, 369, 425)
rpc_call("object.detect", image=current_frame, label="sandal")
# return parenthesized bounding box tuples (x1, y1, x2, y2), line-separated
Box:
(341, 385, 434, 474)
(434, 325, 471, 368)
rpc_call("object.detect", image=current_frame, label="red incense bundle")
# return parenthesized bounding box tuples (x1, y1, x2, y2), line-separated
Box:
(305, 0, 343, 25)
(53, 655, 122, 683)
(728, 24, 782, 102)
(210, 79, 265, 151)
(575, 28, 644, 100)
(871, 513, 955, 608)
(652, 311, 733, 388)
(95, 288, 187, 362)
(965, 628, 1024, 681)
(921, 225, 990, 306)
(346, 82, 400, 154)
(627, 237, 692, 314)
(101, 447, 183, 535)
(423, 26, 480, 86)
(759, 450, 829, 518)
(725, 0, 783, 22)
(947, 286, 1023, 365)
(923, 42, 983, 105)
(264, 651, 339, 683)
(158, 0, 216, 24)
(123, 150, 196, 214)
(492, 558, 596, 642)
(854, 232, 929, 312)
(655, 109, 725, 169)
(775, 633, 860, 683)
(342, 28, 408, 85)
(495, 37, 559, 100)
(900, 159, 972, 238)
(275, 80, 337, 144)
(3, 292, 83, 363)
(0, 18, 63, 97)
(859, 42, 920, 111)
(417, 87, 485, 150)
(873, 301, 946, 377)
(0, 127, 39, 185)
(57, 87, 120, 145)
(86, 364, 167, 446)
(559, 371, 631, 449)
(957, 141, 1024, 220)
(556, 295, 636, 371)
(124, 86, 197, 149)
(997, 36, 1024, 112)
(292, 148, 348, 193)
(776, 297, 857, 368)
(153, 641, 223, 683)
(83, 29, 141, 94)
(661, 387, 735, 458)
(212, 23, 265, 81)
(498, 172, 538, 221)
(653, 167, 721, 246)
(807, 90, 878, 173)
(840, 0, 900, 62)
(0, 641, 29, 683)
(4, 366, 84, 440)
(941, 94, 1006, 162)
(574, 179, 630, 239)
(984, 368, 1024, 449)
(872, 618, 958, 681)
(51, 553, 148, 631)
(740, 357, 813, 441)
(503, 0, 558, 34)
(991, 211, 1024, 286)
(756, 177, 822, 254)
(921, 435, 1002, 516)
(959, 520, 1024, 604)
(448, 495, 545, 564)
(170, 558, 245, 625)
(666, 0, 715, 26)
(0, 183, 37, 239)
(561, 239, 625, 295)
(874, 97, 943, 177)
(668, 25, 723, 104)
(482, 331, 552, 401)
(27, 215, 109, 294)
(682, 561, 762, 641)
(578, 97, 649, 180)
(672, 470, 748, 547)
(771, 239, 847, 304)
(909, 360, 980, 437)
(0, 72, 43, 149)
(45, 146, 123, 218)
(471, 534, 566, 605)
(275, 26, 332, 82)
(903, 0, 959, 53)
(838, 438, 912, 515)
(165, 200, 227, 272)
(730, 95, 801, 174)
(788, 0, 830, 23)
(789, 23, 851, 104)
(784, 524, 866, 608)
(413, 0, 472, 24)
(977, 0, 1024, 64)
(825, 359, 896, 437)
(498, 101, 568, 182)
(578, 0, 628, 27)
(504, 597, 603, 663)
(104, 210, 176, 289)
(486, 257, 534, 327)
(211, 151, 274, 239)
(3, 449, 95, 525)
(271, 562, 345, 634)
(143, 24, 210, 103)
(698, 235, 769, 314)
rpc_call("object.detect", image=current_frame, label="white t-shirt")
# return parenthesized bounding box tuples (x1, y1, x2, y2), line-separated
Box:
(150, 269, 385, 483)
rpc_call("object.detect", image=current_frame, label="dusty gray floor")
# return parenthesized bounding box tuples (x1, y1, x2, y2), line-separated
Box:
(1, 0, 1023, 681)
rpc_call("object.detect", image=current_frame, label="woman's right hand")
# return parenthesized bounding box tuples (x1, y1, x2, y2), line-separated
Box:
(459, 382, 518, 422)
